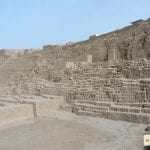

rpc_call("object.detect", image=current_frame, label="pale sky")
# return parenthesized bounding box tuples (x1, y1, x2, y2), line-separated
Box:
(0, 0, 150, 49)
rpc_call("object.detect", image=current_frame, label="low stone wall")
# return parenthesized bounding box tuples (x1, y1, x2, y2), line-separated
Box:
(23, 95, 65, 116)
(0, 104, 33, 125)
(0, 95, 65, 125)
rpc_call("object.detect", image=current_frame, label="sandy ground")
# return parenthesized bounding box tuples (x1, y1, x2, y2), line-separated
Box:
(0, 110, 146, 150)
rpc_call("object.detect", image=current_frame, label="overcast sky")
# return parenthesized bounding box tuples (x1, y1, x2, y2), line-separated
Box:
(0, 0, 150, 49)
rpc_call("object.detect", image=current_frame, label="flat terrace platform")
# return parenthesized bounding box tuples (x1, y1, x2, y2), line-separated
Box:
(0, 110, 146, 150)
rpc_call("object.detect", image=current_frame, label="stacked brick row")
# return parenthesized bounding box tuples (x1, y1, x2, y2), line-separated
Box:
(66, 59, 150, 123)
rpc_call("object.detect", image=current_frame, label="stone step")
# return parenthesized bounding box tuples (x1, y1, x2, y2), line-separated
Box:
(81, 107, 108, 114)
(72, 103, 109, 112)
(74, 100, 112, 107)
(115, 102, 150, 108)
(76, 110, 150, 124)
(110, 105, 140, 113)
(73, 103, 141, 114)
(76, 111, 102, 118)
(72, 101, 150, 114)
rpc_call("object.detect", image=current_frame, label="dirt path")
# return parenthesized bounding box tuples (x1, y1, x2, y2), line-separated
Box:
(0, 110, 146, 150)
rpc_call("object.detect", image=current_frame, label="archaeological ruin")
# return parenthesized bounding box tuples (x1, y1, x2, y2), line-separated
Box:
(0, 19, 150, 124)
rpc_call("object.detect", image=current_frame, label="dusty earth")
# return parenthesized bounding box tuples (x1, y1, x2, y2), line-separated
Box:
(0, 110, 146, 150)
